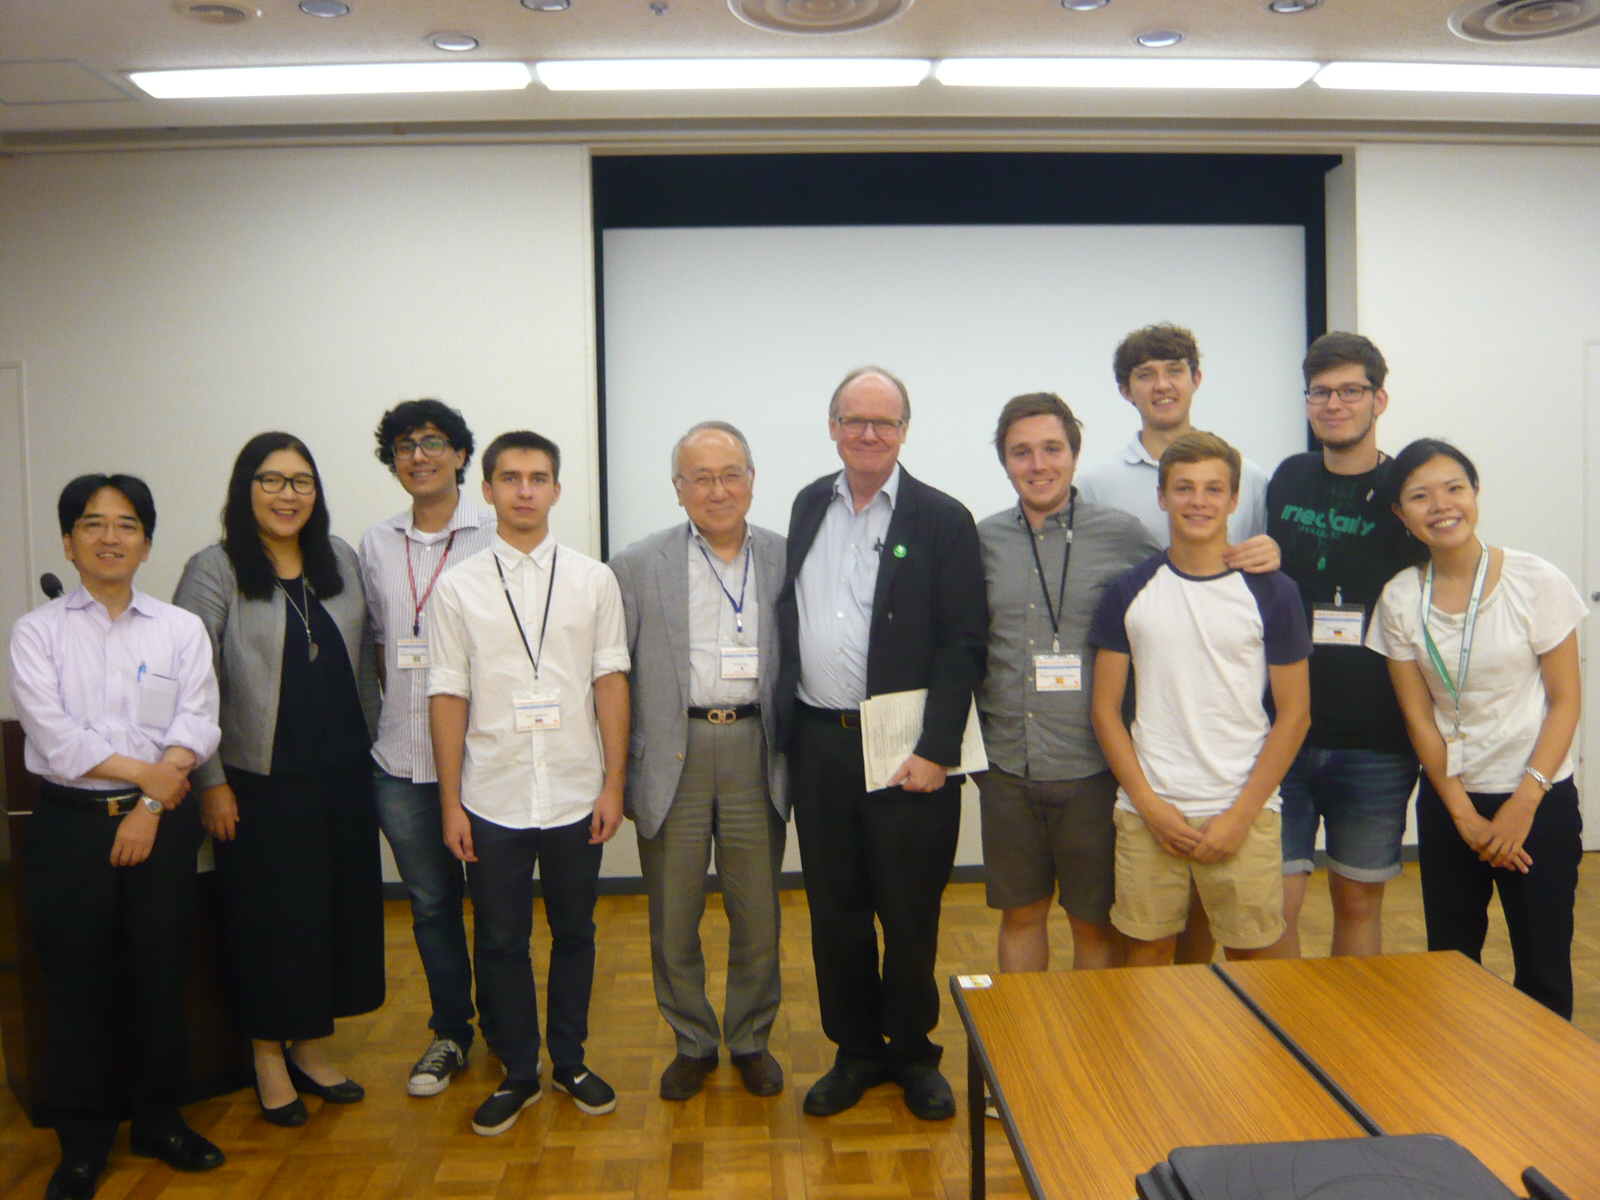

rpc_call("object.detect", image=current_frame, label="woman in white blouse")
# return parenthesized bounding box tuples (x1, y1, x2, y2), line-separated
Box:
(1368, 438, 1585, 1018)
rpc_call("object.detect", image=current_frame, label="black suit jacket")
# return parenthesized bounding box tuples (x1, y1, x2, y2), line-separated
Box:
(775, 467, 988, 767)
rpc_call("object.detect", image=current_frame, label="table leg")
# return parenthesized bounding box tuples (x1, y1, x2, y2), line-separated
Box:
(968, 1040, 985, 1200)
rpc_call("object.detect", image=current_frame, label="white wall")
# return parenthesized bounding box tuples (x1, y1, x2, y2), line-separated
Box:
(1346, 142, 1600, 847)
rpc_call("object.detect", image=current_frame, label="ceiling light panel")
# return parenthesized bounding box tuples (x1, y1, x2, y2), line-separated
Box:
(535, 59, 930, 90)
(935, 58, 1320, 89)
(129, 62, 533, 98)
(1314, 61, 1600, 94)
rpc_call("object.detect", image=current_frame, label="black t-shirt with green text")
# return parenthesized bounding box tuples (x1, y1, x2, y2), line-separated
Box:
(1266, 452, 1428, 753)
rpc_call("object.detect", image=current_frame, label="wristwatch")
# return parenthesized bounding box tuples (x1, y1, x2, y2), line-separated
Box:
(140, 794, 164, 815)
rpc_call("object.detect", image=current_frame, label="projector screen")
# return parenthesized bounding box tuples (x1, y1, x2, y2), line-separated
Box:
(602, 222, 1309, 557)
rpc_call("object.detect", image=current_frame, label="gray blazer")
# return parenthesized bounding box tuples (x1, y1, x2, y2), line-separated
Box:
(609, 522, 788, 840)
(174, 539, 379, 790)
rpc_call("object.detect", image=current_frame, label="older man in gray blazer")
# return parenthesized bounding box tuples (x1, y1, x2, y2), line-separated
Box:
(609, 420, 789, 1102)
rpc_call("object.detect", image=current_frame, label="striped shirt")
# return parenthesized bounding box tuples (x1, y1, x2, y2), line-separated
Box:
(359, 498, 495, 782)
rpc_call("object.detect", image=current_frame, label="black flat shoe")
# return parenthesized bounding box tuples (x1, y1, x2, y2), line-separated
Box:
(286, 1056, 365, 1104)
(893, 1062, 956, 1121)
(802, 1057, 891, 1117)
(254, 1081, 308, 1127)
(129, 1124, 226, 1171)
(45, 1158, 103, 1200)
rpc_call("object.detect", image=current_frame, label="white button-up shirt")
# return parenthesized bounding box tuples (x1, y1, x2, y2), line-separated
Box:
(427, 533, 630, 831)
(359, 498, 494, 782)
(795, 465, 900, 710)
(9, 586, 221, 789)
(687, 524, 760, 708)
(1075, 432, 1270, 549)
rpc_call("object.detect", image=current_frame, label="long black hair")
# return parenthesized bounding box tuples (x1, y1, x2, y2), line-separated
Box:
(1384, 438, 1480, 510)
(222, 431, 345, 601)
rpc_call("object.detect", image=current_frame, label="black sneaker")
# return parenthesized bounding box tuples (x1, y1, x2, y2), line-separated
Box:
(408, 1038, 469, 1097)
(551, 1064, 616, 1115)
(470, 1078, 541, 1136)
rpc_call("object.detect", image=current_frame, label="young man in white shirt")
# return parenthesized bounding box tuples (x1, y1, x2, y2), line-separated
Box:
(359, 399, 494, 1097)
(1088, 432, 1311, 966)
(428, 432, 631, 1134)
(10, 474, 224, 1200)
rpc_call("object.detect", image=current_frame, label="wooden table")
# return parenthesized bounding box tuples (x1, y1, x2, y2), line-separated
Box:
(950, 966, 1365, 1200)
(1220, 951, 1600, 1200)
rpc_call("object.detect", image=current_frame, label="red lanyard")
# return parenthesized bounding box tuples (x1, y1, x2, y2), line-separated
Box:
(404, 529, 459, 636)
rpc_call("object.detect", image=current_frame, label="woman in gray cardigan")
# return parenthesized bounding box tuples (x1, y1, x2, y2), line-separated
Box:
(174, 432, 384, 1126)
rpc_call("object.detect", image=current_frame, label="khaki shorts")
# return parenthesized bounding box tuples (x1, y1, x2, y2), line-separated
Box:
(1110, 807, 1286, 951)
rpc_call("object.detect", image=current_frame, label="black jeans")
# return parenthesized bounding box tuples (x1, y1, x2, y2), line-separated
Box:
(1416, 774, 1583, 1018)
(790, 705, 962, 1067)
(465, 811, 602, 1077)
(23, 789, 203, 1157)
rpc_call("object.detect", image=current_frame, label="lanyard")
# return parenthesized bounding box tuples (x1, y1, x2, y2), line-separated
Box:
(1024, 499, 1074, 654)
(696, 538, 752, 637)
(1420, 545, 1489, 736)
(403, 528, 459, 637)
(495, 546, 557, 681)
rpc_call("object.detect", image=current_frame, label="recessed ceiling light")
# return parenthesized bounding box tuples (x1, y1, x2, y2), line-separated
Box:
(521, 0, 571, 9)
(935, 57, 1318, 89)
(1450, 0, 1600, 42)
(298, 0, 350, 15)
(1061, 0, 1110, 9)
(430, 33, 480, 52)
(1267, 0, 1318, 12)
(1134, 29, 1184, 47)
(129, 61, 534, 98)
(535, 58, 930, 90)
(1314, 60, 1600, 94)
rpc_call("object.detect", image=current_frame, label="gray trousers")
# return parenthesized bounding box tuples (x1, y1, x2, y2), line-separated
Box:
(637, 717, 786, 1057)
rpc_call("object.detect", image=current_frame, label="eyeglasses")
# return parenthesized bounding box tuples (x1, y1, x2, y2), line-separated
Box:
(1306, 383, 1376, 406)
(393, 434, 452, 459)
(679, 468, 751, 492)
(254, 472, 317, 495)
(835, 416, 906, 437)
(73, 517, 143, 537)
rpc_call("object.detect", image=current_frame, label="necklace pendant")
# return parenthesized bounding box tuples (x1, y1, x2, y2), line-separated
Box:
(308, 640, 319, 662)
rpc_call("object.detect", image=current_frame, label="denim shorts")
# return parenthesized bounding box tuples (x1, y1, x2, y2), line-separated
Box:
(1279, 747, 1419, 883)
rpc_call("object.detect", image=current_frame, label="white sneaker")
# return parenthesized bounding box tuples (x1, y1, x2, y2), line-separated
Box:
(407, 1038, 468, 1097)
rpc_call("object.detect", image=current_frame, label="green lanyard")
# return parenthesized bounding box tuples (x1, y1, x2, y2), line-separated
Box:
(1419, 546, 1488, 737)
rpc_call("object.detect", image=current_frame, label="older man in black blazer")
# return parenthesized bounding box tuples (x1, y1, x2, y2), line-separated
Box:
(776, 366, 987, 1121)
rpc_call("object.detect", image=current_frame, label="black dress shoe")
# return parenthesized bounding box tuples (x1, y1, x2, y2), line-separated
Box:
(731, 1050, 784, 1097)
(45, 1158, 103, 1200)
(129, 1124, 226, 1172)
(254, 1081, 308, 1127)
(802, 1057, 890, 1117)
(893, 1062, 955, 1121)
(659, 1053, 718, 1100)
(286, 1057, 365, 1104)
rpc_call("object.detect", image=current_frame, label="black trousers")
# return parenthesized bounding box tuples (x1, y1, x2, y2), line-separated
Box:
(465, 811, 602, 1077)
(1416, 775, 1583, 1019)
(216, 765, 386, 1041)
(790, 705, 962, 1066)
(23, 789, 203, 1156)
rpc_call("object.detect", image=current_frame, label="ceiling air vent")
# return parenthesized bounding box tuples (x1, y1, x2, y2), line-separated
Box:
(1449, 0, 1600, 42)
(174, 1, 261, 23)
(728, 0, 913, 35)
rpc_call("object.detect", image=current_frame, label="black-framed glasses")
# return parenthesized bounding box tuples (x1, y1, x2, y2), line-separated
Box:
(1306, 383, 1376, 406)
(393, 434, 452, 459)
(254, 471, 317, 495)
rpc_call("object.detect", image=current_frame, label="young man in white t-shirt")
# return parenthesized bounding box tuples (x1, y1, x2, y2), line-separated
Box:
(1089, 432, 1312, 966)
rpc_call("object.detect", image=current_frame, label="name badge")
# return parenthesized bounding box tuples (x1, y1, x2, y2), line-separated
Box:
(1034, 653, 1082, 692)
(1311, 604, 1366, 646)
(513, 691, 562, 733)
(1446, 737, 1465, 778)
(396, 637, 430, 670)
(136, 672, 180, 729)
(721, 645, 759, 679)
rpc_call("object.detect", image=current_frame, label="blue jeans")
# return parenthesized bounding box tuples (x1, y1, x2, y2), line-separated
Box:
(1279, 747, 1419, 883)
(372, 768, 475, 1047)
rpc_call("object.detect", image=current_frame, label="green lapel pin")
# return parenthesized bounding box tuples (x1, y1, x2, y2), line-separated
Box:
(893, 543, 907, 559)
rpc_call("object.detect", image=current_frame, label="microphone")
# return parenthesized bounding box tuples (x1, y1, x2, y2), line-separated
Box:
(40, 573, 64, 600)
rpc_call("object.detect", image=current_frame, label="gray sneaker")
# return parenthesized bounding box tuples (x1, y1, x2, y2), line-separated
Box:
(407, 1038, 468, 1097)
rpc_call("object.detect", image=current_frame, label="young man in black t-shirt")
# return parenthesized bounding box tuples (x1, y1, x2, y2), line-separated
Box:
(1266, 333, 1428, 957)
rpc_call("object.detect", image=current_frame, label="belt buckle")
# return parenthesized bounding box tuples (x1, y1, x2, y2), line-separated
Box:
(708, 707, 737, 725)
(108, 795, 121, 816)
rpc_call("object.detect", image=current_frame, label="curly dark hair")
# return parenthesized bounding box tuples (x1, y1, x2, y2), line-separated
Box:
(374, 399, 475, 485)
(222, 432, 345, 602)
(1113, 323, 1200, 390)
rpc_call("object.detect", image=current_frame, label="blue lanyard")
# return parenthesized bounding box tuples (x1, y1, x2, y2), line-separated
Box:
(696, 539, 751, 637)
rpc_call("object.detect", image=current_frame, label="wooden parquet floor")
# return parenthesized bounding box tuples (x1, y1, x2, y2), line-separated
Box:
(4, 857, 1599, 1200)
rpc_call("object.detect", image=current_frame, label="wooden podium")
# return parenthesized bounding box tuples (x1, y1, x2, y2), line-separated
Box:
(0, 719, 252, 1123)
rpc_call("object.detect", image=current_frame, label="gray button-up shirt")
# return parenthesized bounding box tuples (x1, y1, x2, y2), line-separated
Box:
(795, 465, 901, 710)
(687, 523, 760, 708)
(976, 495, 1158, 780)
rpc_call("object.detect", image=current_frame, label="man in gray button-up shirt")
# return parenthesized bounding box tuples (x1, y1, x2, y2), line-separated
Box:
(976, 393, 1157, 981)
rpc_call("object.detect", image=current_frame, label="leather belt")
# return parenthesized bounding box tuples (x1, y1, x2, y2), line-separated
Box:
(797, 702, 861, 730)
(688, 704, 760, 725)
(39, 781, 143, 817)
